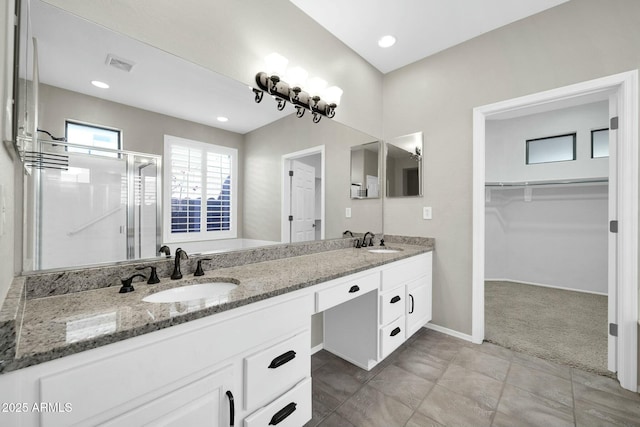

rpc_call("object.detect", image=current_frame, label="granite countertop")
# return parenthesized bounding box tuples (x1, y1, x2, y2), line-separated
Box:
(4, 242, 432, 373)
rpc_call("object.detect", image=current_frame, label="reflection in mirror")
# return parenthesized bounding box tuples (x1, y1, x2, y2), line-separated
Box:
(17, 0, 382, 272)
(386, 132, 423, 197)
(350, 141, 380, 199)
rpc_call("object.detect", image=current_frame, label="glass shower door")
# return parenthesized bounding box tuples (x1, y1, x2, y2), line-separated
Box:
(28, 141, 160, 270)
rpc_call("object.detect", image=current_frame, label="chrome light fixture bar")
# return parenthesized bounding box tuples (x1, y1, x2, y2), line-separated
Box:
(252, 54, 342, 123)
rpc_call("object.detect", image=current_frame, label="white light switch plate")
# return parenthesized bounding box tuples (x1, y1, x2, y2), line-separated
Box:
(345, 207, 352, 218)
(423, 206, 432, 220)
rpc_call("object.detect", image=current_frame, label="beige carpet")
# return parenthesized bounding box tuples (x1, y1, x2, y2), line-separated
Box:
(485, 280, 611, 377)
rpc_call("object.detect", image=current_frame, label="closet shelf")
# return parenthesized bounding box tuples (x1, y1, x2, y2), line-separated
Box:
(485, 177, 608, 188)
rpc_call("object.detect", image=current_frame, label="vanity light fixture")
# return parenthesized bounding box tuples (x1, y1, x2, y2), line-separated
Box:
(91, 80, 109, 89)
(252, 53, 343, 123)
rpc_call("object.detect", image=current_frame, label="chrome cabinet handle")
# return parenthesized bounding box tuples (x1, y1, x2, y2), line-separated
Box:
(409, 294, 415, 314)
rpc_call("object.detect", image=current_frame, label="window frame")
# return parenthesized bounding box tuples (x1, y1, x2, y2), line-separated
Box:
(525, 132, 577, 165)
(64, 120, 122, 156)
(163, 135, 238, 243)
(591, 128, 609, 159)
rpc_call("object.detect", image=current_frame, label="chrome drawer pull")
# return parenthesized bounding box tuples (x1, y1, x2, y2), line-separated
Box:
(390, 327, 402, 337)
(269, 402, 297, 425)
(268, 350, 296, 369)
(348, 285, 360, 293)
(390, 295, 401, 304)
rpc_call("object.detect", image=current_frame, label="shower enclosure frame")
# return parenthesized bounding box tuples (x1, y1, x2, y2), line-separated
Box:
(27, 139, 162, 271)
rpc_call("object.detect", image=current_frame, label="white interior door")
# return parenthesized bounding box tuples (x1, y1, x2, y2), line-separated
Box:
(291, 160, 315, 242)
(366, 174, 379, 198)
(607, 94, 618, 373)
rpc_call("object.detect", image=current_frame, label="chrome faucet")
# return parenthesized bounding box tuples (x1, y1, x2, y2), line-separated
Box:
(171, 248, 188, 280)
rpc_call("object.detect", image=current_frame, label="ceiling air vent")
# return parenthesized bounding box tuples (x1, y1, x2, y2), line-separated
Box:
(105, 54, 135, 72)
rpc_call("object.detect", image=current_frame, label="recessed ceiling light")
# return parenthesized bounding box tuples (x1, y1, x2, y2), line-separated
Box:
(91, 80, 109, 89)
(378, 35, 396, 48)
(217, 116, 229, 122)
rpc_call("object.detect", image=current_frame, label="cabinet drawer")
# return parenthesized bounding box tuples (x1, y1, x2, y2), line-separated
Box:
(379, 288, 405, 326)
(244, 330, 310, 410)
(379, 316, 405, 359)
(244, 377, 312, 427)
(316, 271, 379, 312)
(380, 253, 431, 293)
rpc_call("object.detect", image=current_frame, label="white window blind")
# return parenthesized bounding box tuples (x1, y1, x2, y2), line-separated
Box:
(164, 135, 237, 242)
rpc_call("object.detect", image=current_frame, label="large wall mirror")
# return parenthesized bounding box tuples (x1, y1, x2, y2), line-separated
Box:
(350, 141, 380, 199)
(386, 132, 423, 198)
(17, 0, 382, 272)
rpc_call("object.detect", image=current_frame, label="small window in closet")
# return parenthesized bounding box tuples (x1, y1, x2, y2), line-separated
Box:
(525, 133, 576, 165)
(591, 128, 609, 158)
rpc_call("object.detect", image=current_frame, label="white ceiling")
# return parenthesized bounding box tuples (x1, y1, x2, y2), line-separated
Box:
(290, 0, 570, 73)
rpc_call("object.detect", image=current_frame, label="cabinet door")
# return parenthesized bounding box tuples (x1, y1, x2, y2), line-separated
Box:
(98, 365, 236, 427)
(406, 276, 432, 338)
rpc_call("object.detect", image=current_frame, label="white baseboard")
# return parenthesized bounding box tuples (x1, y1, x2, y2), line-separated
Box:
(424, 323, 474, 343)
(485, 278, 607, 296)
(310, 343, 324, 355)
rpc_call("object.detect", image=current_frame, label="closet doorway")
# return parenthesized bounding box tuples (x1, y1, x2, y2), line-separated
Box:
(472, 71, 638, 392)
(483, 101, 609, 376)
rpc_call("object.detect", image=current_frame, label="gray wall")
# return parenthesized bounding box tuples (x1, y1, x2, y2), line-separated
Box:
(382, 0, 640, 337)
(243, 113, 381, 242)
(38, 84, 243, 156)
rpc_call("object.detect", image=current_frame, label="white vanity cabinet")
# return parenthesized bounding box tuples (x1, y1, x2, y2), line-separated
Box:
(380, 251, 433, 358)
(323, 252, 433, 368)
(97, 364, 235, 427)
(0, 292, 314, 427)
(0, 250, 433, 427)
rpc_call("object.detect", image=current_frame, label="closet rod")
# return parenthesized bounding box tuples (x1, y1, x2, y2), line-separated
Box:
(485, 178, 608, 188)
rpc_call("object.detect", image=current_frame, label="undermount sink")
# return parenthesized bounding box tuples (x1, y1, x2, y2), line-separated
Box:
(368, 248, 402, 254)
(143, 282, 238, 303)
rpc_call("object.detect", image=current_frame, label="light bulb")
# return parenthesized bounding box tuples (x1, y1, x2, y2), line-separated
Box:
(307, 77, 327, 98)
(264, 52, 288, 77)
(286, 66, 308, 89)
(323, 86, 343, 105)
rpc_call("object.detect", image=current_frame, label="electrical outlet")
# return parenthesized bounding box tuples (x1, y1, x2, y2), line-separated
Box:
(423, 206, 432, 220)
(345, 207, 352, 218)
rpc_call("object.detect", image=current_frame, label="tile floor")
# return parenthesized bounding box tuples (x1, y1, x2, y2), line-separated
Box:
(305, 328, 640, 427)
